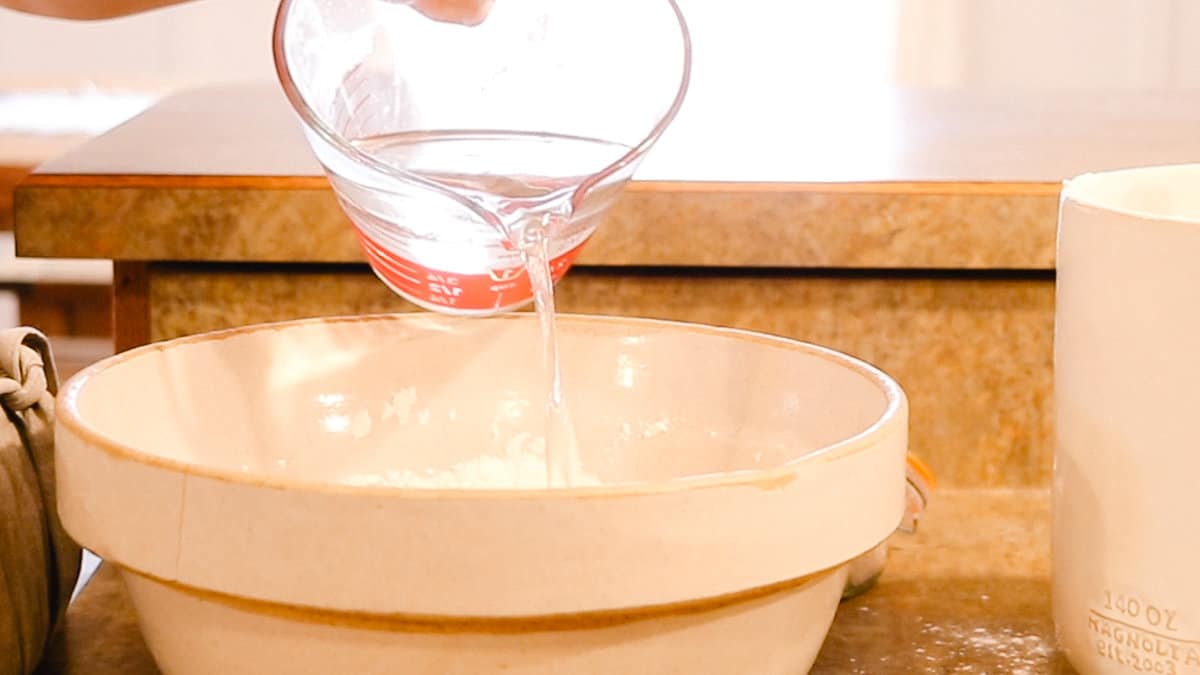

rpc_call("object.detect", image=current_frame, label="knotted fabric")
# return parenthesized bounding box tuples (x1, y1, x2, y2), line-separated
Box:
(0, 328, 81, 675)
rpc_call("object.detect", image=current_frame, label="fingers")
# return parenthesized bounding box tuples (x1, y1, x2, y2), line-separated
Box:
(410, 0, 493, 26)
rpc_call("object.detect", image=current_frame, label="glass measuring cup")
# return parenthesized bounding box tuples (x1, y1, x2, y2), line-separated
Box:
(273, 0, 691, 314)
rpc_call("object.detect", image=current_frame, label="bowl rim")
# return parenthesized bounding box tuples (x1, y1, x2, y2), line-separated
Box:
(57, 313, 907, 500)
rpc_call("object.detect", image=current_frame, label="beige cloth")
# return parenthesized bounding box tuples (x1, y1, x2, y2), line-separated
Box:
(0, 328, 81, 675)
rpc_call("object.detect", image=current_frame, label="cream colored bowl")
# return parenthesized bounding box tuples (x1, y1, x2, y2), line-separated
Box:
(56, 314, 907, 675)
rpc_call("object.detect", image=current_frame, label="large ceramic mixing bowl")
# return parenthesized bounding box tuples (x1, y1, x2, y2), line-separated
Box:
(56, 314, 907, 674)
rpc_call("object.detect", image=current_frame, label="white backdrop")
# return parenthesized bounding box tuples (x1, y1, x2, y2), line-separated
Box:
(3, 0, 1200, 92)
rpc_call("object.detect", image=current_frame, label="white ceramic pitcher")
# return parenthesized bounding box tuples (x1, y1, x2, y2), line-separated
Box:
(1055, 164, 1200, 674)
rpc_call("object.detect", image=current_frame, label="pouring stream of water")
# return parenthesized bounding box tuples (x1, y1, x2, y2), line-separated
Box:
(519, 215, 583, 487)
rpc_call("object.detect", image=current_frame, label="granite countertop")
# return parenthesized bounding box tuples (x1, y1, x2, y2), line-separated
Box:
(36, 488, 1077, 674)
(15, 84, 1200, 270)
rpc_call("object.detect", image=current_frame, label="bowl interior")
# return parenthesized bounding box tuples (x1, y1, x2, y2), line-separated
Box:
(68, 314, 893, 489)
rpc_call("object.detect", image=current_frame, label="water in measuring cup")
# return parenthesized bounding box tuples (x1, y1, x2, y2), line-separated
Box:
(351, 131, 631, 487)
(350, 130, 628, 241)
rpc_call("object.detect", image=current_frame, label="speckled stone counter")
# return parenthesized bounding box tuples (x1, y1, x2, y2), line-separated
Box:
(16, 84, 1200, 492)
(37, 489, 1078, 674)
(20, 85, 1200, 269)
